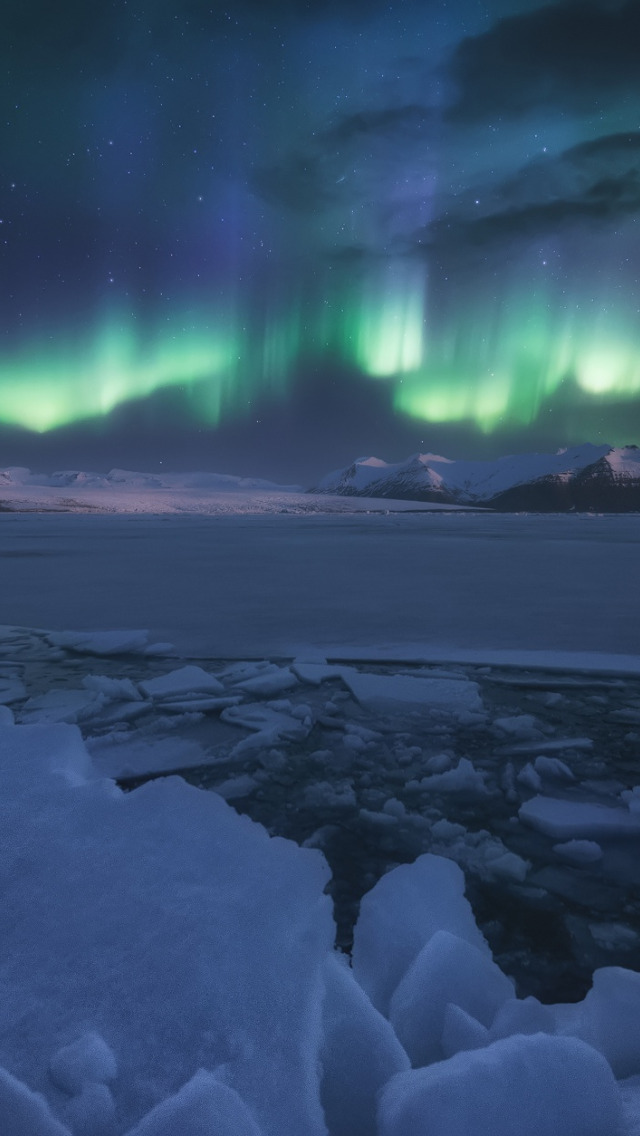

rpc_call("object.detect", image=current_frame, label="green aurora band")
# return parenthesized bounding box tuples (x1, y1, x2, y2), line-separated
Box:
(2, 273, 640, 437)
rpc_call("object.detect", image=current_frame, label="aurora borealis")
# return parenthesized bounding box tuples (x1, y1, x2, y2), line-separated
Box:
(2, 0, 640, 479)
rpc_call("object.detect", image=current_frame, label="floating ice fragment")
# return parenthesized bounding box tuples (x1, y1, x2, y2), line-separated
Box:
(291, 662, 353, 685)
(520, 796, 640, 839)
(503, 736, 593, 756)
(46, 630, 151, 655)
(235, 667, 299, 696)
(222, 702, 310, 755)
(622, 785, 640, 813)
(20, 689, 102, 724)
(139, 666, 224, 699)
(553, 839, 603, 864)
(341, 671, 482, 716)
(82, 675, 142, 701)
(534, 755, 575, 781)
(589, 924, 640, 951)
(493, 715, 540, 738)
(213, 774, 259, 800)
(420, 758, 489, 795)
(424, 752, 452, 773)
(516, 762, 542, 791)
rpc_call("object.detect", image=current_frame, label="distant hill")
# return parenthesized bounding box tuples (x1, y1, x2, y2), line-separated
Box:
(312, 444, 640, 511)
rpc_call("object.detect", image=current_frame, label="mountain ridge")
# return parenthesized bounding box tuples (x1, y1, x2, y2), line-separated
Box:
(312, 444, 640, 511)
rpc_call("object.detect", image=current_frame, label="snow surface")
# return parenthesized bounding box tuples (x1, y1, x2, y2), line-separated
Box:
(378, 1033, 623, 1136)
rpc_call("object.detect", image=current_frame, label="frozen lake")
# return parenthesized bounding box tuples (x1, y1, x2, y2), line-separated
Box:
(1, 511, 639, 663)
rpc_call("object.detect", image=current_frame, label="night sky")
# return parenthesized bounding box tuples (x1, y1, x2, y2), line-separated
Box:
(1, 0, 639, 482)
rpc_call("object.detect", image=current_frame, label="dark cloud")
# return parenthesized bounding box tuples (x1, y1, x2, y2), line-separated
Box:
(425, 131, 640, 251)
(451, 172, 640, 245)
(447, 0, 640, 122)
(499, 130, 640, 208)
(252, 103, 434, 217)
(322, 105, 434, 146)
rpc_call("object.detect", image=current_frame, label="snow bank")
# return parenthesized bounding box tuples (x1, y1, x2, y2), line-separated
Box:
(0, 721, 334, 1135)
(378, 1033, 623, 1136)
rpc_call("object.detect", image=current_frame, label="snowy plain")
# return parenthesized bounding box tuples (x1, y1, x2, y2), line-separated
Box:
(1, 486, 640, 1135)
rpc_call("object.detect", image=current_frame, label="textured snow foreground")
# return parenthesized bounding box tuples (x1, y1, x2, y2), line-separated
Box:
(2, 722, 640, 1135)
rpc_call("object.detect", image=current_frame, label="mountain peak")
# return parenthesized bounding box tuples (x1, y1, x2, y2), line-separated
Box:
(313, 444, 640, 511)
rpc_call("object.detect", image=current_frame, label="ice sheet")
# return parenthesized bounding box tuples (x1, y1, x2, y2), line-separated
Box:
(2, 513, 639, 663)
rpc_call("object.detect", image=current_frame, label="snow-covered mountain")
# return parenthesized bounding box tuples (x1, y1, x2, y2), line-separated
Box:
(0, 466, 299, 492)
(314, 444, 640, 511)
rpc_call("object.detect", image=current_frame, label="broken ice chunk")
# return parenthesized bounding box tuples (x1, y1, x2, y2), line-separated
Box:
(576, 967, 640, 1078)
(533, 755, 575, 781)
(553, 840, 603, 864)
(139, 666, 224, 699)
(420, 758, 489, 795)
(82, 675, 142, 701)
(341, 672, 482, 717)
(520, 797, 640, 840)
(46, 630, 151, 655)
(235, 667, 299, 696)
(221, 703, 310, 755)
(488, 996, 556, 1042)
(20, 689, 102, 724)
(319, 952, 409, 1136)
(389, 929, 514, 1067)
(441, 1004, 489, 1059)
(213, 774, 259, 800)
(516, 763, 542, 792)
(351, 853, 489, 1018)
(493, 715, 541, 739)
(588, 924, 639, 952)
